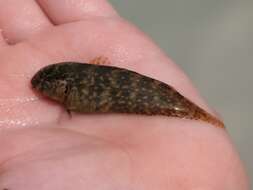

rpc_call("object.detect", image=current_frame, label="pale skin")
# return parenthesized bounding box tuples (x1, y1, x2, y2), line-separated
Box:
(0, 0, 249, 189)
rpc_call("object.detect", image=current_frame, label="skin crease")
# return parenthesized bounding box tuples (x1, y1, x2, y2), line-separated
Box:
(0, 0, 249, 189)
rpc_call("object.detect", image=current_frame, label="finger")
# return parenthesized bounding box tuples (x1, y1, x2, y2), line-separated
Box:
(0, 0, 53, 44)
(37, 0, 118, 25)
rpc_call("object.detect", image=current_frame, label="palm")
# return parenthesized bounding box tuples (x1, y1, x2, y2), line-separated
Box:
(0, 1, 248, 189)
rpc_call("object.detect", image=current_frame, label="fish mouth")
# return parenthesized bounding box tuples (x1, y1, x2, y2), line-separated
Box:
(31, 75, 38, 89)
(31, 72, 43, 90)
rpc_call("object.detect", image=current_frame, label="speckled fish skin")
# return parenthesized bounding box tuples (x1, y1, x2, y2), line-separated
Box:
(31, 62, 224, 128)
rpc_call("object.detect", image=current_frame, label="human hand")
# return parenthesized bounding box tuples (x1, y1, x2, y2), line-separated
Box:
(0, 0, 249, 189)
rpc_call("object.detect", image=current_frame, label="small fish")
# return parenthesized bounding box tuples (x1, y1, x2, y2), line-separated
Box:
(31, 61, 224, 128)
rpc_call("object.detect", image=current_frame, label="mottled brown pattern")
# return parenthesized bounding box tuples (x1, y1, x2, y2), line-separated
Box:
(31, 62, 224, 128)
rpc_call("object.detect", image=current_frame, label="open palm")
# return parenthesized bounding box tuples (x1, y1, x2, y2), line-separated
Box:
(0, 0, 248, 189)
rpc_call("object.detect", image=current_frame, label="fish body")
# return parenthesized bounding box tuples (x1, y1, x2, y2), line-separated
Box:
(31, 62, 224, 128)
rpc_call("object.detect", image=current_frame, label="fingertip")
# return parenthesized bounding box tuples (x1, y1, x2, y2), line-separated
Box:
(37, 0, 119, 25)
(0, 0, 53, 44)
